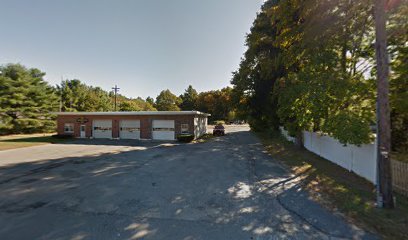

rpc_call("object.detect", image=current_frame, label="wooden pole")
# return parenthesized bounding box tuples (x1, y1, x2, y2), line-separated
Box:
(112, 85, 120, 112)
(374, 0, 394, 208)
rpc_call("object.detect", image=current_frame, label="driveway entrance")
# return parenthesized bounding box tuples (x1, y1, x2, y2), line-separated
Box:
(0, 125, 376, 240)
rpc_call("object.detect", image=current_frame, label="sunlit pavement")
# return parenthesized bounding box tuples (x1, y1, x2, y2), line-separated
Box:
(0, 125, 377, 240)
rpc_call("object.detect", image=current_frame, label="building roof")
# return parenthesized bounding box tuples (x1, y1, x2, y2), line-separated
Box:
(54, 111, 211, 117)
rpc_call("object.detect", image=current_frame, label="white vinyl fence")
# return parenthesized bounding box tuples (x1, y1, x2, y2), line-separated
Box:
(280, 127, 377, 183)
(391, 160, 408, 197)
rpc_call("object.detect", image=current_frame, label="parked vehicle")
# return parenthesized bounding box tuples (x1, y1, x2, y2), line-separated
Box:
(213, 124, 225, 136)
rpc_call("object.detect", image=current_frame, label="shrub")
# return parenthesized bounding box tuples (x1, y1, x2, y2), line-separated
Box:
(177, 134, 195, 142)
(52, 134, 74, 139)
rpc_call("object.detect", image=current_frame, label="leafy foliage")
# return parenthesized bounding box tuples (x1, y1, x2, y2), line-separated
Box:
(58, 80, 113, 112)
(119, 97, 156, 111)
(155, 89, 181, 111)
(179, 85, 198, 110)
(195, 87, 234, 122)
(232, 0, 406, 146)
(57, 79, 156, 112)
(388, 3, 408, 151)
(0, 64, 58, 134)
(176, 134, 195, 142)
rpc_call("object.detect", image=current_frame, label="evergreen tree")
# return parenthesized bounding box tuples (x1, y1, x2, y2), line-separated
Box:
(0, 64, 58, 134)
(57, 79, 112, 112)
(155, 89, 181, 111)
(179, 85, 198, 110)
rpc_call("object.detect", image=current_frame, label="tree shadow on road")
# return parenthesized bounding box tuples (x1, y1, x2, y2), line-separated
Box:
(0, 131, 377, 240)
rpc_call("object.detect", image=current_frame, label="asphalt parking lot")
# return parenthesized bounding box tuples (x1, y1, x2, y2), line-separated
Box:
(0, 125, 377, 240)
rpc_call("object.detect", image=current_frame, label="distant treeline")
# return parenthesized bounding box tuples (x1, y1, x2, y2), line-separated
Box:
(0, 63, 236, 135)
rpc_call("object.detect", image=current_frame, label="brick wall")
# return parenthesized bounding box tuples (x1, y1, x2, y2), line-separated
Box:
(57, 114, 200, 139)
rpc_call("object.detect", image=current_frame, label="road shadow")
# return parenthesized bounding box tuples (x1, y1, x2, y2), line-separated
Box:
(0, 130, 377, 240)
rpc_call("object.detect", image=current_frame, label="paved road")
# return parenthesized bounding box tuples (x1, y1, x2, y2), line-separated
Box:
(0, 126, 376, 240)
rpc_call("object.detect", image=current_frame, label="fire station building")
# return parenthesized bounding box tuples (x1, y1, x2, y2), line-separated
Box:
(56, 111, 210, 140)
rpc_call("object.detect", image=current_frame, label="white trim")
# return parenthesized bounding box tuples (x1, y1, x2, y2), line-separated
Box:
(80, 124, 86, 138)
(181, 123, 189, 134)
(92, 120, 113, 139)
(64, 123, 74, 133)
(152, 120, 175, 140)
(119, 120, 141, 139)
(54, 111, 210, 117)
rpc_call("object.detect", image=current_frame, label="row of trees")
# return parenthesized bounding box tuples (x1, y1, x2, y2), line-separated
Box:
(59, 81, 236, 122)
(231, 0, 407, 151)
(0, 63, 236, 134)
(58, 79, 156, 112)
(153, 86, 235, 122)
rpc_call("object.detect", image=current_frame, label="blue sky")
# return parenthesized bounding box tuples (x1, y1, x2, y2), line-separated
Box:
(0, 0, 262, 99)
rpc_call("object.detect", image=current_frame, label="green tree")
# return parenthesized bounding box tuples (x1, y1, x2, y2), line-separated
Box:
(58, 79, 86, 111)
(231, 0, 285, 131)
(155, 89, 181, 111)
(119, 97, 157, 111)
(179, 85, 198, 110)
(232, 0, 378, 145)
(388, 3, 408, 151)
(58, 80, 112, 112)
(146, 96, 155, 106)
(119, 100, 143, 111)
(195, 87, 234, 122)
(0, 64, 58, 134)
(84, 87, 113, 111)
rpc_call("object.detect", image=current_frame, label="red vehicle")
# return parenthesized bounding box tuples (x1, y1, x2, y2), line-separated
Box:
(213, 124, 225, 136)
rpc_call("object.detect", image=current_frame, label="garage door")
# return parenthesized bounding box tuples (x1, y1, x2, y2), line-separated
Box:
(120, 120, 140, 139)
(93, 120, 112, 139)
(152, 120, 175, 140)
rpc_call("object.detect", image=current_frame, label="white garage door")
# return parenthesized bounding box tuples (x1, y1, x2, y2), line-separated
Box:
(152, 120, 175, 140)
(93, 120, 112, 139)
(120, 120, 140, 139)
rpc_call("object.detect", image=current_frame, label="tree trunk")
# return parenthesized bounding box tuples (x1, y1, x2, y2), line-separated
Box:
(295, 131, 304, 148)
(374, 0, 394, 208)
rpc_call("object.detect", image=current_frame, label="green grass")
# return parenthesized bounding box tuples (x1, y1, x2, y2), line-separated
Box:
(256, 130, 408, 240)
(0, 133, 68, 151)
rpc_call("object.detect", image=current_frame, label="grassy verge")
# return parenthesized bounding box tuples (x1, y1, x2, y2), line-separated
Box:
(0, 133, 68, 151)
(256, 130, 408, 239)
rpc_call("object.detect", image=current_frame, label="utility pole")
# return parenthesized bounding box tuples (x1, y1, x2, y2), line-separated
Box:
(112, 85, 120, 111)
(59, 76, 63, 112)
(374, 0, 394, 208)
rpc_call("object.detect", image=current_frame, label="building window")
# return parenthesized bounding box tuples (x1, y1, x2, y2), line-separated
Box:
(152, 128, 174, 131)
(120, 127, 140, 132)
(181, 124, 189, 134)
(64, 123, 74, 133)
(94, 127, 112, 131)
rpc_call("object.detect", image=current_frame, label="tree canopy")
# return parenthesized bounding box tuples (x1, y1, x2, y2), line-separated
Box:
(58, 80, 113, 112)
(179, 85, 198, 111)
(119, 97, 156, 111)
(231, 0, 407, 148)
(0, 62, 238, 135)
(0, 64, 58, 134)
(155, 89, 181, 111)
